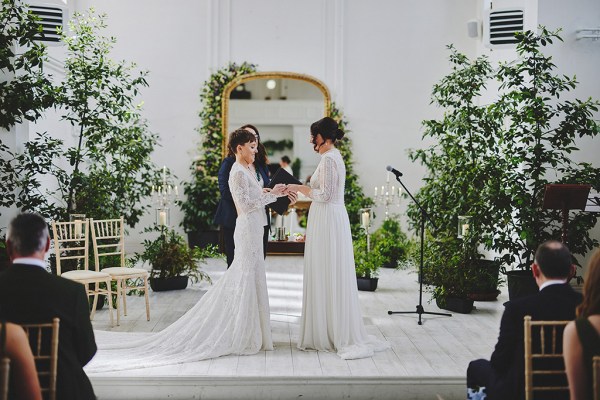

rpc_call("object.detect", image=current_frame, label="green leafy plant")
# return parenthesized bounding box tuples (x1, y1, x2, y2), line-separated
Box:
(409, 27, 600, 274)
(370, 217, 412, 268)
(353, 236, 385, 279)
(262, 139, 293, 152)
(179, 62, 257, 232)
(134, 225, 216, 284)
(12, 9, 161, 225)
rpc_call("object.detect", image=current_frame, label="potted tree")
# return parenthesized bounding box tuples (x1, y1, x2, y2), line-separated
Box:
(353, 236, 385, 291)
(409, 28, 600, 301)
(134, 226, 215, 291)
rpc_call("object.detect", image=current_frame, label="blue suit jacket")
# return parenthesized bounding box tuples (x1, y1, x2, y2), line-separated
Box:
(213, 156, 270, 229)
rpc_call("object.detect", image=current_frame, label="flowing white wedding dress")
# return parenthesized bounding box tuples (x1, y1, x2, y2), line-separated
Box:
(297, 148, 389, 359)
(86, 162, 279, 372)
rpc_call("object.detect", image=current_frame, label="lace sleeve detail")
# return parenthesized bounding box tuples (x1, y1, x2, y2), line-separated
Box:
(230, 169, 278, 214)
(309, 155, 336, 203)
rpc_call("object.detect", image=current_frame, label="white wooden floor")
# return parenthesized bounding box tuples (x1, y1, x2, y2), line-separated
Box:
(88, 256, 508, 400)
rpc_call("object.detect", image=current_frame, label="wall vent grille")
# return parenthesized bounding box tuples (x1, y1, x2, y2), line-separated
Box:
(488, 9, 523, 46)
(29, 5, 65, 43)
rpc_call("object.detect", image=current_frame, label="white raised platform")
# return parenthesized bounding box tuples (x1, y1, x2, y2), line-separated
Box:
(89, 256, 508, 400)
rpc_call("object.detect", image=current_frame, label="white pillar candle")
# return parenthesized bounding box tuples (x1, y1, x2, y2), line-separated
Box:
(74, 220, 82, 238)
(159, 211, 167, 226)
(462, 223, 470, 237)
(374, 187, 378, 196)
(361, 211, 370, 228)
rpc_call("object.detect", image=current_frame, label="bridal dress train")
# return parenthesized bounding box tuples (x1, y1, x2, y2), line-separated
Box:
(297, 148, 389, 360)
(86, 162, 279, 373)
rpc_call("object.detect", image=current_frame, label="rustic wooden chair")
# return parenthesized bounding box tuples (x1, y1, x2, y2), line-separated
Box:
(0, 322, 8, 400)
(51, 220, 114, 326)
(21, 318, 60, 400)
(524, 316, 570, 400)
(594, 355, 600, 400)
(90, 217, 150, 326)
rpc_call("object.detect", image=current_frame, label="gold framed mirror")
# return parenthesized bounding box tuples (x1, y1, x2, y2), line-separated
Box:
(221, 72, 331, 179)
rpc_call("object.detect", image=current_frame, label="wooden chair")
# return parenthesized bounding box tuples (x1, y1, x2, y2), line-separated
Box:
(51, 220, 114, 326)
(21, 318, 60, 400)
(524, 316, 570, 400)
(594, 355, 600, 400)
(90, 217, 150, 326)
(0, 322, 8, 400)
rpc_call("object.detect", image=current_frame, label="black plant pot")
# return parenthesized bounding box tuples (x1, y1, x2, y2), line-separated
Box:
(436, 297, 474, 314)
(357, 277, 378, 291)
(187, 230, 219, 249)
(382, 258, 398, 269)
(506, 269, 538, 301)
(150, 276, 189, 292)
(468, 260, 501, 301)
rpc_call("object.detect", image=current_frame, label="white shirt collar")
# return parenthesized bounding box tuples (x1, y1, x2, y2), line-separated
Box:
(12, 257, 47, 270)
(539, 279, 567, 291)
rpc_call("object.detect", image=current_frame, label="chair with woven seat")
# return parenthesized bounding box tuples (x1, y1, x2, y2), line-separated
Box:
(21, 318, 60, 400)
(90, 217, 150, 326)
(524, 316, 570, 400)
(51, 220, 114, 326)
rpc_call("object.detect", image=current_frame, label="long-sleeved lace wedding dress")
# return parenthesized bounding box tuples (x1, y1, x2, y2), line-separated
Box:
(86, 162, 279, 372)
(297, 148, 389, 359)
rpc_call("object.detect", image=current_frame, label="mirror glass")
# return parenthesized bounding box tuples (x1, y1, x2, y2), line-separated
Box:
(222, 73, 330, 183)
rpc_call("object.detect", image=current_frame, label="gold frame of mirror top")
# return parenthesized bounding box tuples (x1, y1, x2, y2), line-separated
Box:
(221, 71, 332, 159)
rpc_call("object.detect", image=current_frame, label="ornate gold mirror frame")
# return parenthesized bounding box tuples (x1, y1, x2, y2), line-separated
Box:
(221, 71, 331, 158)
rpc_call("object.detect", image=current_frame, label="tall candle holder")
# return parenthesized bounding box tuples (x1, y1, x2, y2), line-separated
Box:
(359, 207, 373, 252)
(152, 166, 178, 227)
(373, 172, 402, 220)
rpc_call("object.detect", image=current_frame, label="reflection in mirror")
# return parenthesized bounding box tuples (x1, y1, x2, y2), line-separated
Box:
(222, 72, 330, 183)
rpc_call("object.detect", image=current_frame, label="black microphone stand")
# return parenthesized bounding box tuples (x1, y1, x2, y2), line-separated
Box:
(387, 174, 451, 325)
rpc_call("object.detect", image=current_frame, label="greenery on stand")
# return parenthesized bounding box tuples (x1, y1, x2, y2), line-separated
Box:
(408, 28, 600, 276)
(133, 225, 217, 283)
(370, 217, 413, 268)
(179, 62, 257, 233)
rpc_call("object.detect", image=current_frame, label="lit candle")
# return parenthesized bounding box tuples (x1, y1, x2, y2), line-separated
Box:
(381, 186, 384, 195)
(387, 171, 390, 182)
(391, 186, 395, 196)
(162, 165, 166, 181)
(174, 186, 179, 196)
(462, 223, 470, 237)
(361, 211, 370, 228)
(159, 211, 167, 226)
(374, 187, 378, 197)
(74, 220, 82, 238)
(168, 185, 172, 195)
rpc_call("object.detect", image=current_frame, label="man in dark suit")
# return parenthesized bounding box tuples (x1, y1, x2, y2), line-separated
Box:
(467, 240, 582, 400)
(0, 213, 97, 400)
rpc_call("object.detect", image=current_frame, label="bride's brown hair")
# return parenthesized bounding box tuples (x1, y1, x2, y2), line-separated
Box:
(228, 129, 256, 156)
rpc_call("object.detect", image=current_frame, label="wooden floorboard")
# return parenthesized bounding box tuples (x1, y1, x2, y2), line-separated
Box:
(88, 255, 512, 399)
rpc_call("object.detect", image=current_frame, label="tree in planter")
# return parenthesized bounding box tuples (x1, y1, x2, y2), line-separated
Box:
(487, 27, 600, 270)
(353, 235, 385, 291)
(409, 29, 600, 284)
(12, 9, 162, 225)
(0, 0, 55, 213)
(370, 216, 413, 268)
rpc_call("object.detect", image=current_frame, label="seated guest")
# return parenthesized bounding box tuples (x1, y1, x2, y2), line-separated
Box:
(467, 240, 582, 400)
(280, 155, 293, 175)
(0, 213, 97, 400)
(0, 321, 42, 400)
(563, 249, 600, 400)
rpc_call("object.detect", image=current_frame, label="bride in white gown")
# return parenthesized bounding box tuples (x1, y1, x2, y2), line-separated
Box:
(288, 117, 389, 360)
(86, 129, 287, 372)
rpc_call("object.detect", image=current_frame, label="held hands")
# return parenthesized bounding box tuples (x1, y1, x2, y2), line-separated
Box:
(265, 183, 288, 196)
(287, 190, 298, 205)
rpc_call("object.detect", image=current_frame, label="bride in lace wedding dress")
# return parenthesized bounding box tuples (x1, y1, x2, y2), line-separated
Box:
(86, 129, 287, 372)
(288, 117, 389, 360)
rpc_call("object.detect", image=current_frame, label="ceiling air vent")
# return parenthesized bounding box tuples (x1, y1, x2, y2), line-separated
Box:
(486, 8, 523, 47)
(28, 4, 66, 44)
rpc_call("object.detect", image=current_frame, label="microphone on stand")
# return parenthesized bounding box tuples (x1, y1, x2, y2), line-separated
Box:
(386, 165, 403, 178)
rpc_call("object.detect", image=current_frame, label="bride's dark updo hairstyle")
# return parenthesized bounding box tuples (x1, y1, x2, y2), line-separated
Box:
(310, 117, 345, 152)
(228, 128, 257, 155)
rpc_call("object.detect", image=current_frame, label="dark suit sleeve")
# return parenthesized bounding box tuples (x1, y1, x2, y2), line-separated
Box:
(73, 285, 97, 366)
(218, 158, 234, 202)
(490, 301, 521, 371)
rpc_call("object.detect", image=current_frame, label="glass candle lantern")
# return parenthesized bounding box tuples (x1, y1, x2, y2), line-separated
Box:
(457, 215, 472, 239)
